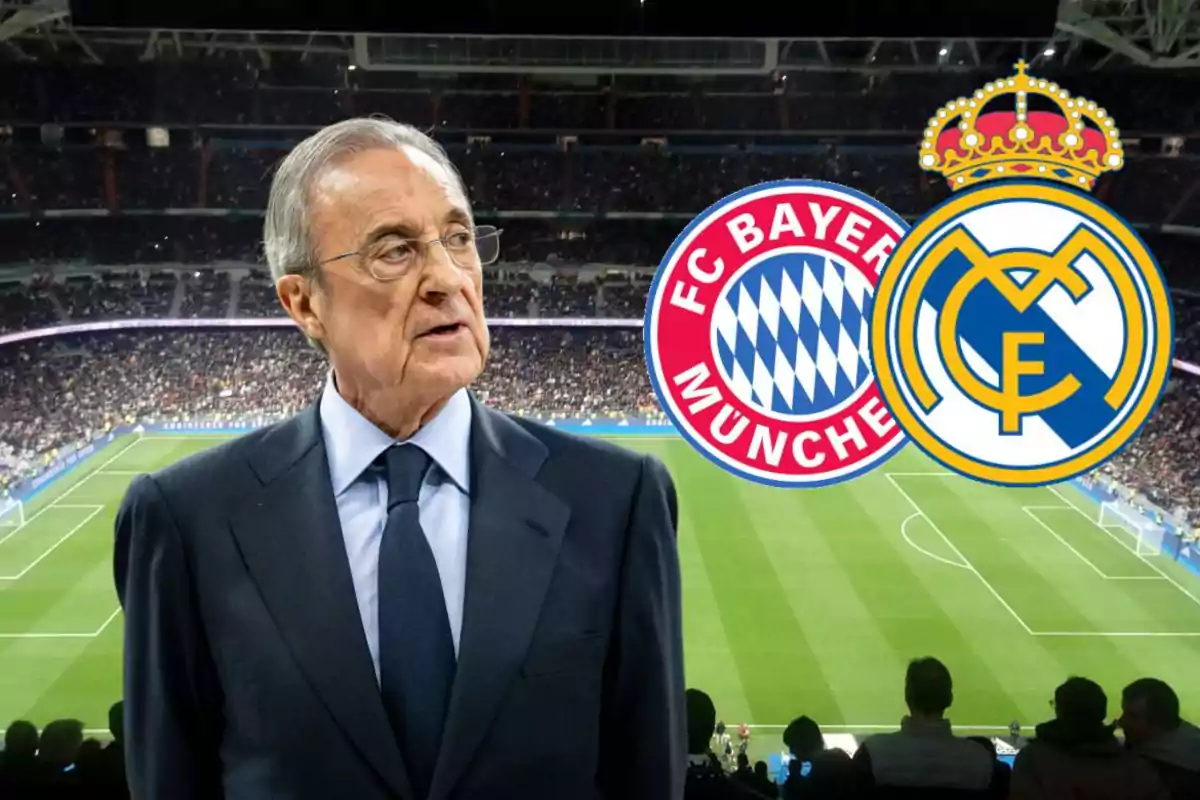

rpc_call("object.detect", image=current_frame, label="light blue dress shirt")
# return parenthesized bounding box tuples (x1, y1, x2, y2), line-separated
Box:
(319, 375, 472, 680)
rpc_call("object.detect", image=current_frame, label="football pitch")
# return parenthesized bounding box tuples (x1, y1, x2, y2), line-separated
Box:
(5, 432, 1200, 753)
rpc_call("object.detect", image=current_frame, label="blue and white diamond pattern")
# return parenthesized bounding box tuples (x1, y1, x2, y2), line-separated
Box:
(713, 253, 873, 416)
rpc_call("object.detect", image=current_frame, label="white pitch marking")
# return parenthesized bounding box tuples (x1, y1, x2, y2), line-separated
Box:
(0, 437, 146, 546)
(0, 607, 122, 639)
(1023, 506, 1109, 579)
(1104, 576, 1169, 581)
(899, 512, 971, 570)
(597, 436, 680, 440)
(143, 434, 240, 440)
(0, 507, 105, 580)
(92, 607, 122, 636)
(1032, 630, 1200, 637)
(885, 474, 1034, 634)
(1049, 485, 1200, 611)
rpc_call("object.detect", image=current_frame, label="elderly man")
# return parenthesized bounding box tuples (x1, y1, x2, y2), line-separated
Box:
(114, 117, 685, 800)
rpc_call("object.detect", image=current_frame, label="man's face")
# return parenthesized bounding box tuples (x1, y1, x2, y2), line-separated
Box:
(1118, 698, 1154, 747)
(288, 146, 489, 409)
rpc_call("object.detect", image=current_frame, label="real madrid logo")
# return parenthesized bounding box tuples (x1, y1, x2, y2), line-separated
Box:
(645, 180, 909, 487)
(871, 61, 1175, 487)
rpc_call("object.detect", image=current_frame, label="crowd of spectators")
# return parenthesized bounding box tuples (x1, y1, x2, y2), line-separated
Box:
(2, 304, 1199, 531)
(2, 62, 1198, 133)
(0, 186, 1196, 528)
(9, 658, 1200, 799)
(0, 705, 126, 800)
(0, 266, 653, 333)
(1, 247, 1198, 525)
(0, 328, 660, 489)
(680, 659, 1200, 799)
(1102, 300, 1200, 521)
(2, 145, 1198, 229)
(0, 216, 678, 276)
(2, 258, 1195, 345)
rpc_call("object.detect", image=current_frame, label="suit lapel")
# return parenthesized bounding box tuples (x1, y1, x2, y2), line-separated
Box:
(428, 401, 571, 799)
(231, 406, 412, 800)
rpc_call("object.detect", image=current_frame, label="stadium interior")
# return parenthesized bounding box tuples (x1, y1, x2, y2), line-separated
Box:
(3, 1, 1200, 798)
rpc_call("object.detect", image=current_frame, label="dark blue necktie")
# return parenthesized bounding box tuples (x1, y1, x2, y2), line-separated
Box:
(377, 445, 456, 799)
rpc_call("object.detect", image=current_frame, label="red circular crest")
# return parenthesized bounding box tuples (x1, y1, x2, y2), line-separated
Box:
(644, 180, 909, 487)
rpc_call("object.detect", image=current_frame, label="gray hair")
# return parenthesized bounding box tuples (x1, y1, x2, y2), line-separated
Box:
(263, 116, 469, 283)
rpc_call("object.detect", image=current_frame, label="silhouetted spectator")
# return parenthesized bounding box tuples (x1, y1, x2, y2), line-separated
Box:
(34, 718, 86, 799)
(781, 715, 852, 799)
(1119, 678, 1200, 798)
(730, 753, 776, 797)
(966, 737, 1011, 796)
(76, 736, 104, 786)
(87, 700, 130, 800)
(0, 720, 40, 797)
(731, 752, 755, 787)
(752, 761, 776, 798)
(1011, 676, 1167, 800)
(851, 657, 999, 797)
(685, 689, 753, 800)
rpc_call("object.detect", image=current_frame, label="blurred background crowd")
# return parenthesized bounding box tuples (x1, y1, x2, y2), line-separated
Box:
(1, 54, 1199, 523)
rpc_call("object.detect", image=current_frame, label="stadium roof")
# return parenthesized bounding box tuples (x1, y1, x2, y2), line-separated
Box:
(0, 0, 1198, 73)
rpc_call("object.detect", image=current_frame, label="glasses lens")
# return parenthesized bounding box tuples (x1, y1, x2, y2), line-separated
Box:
(475, 226, 501, 265)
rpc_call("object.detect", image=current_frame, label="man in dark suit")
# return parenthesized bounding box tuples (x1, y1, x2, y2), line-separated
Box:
(114, 116, 686, 800)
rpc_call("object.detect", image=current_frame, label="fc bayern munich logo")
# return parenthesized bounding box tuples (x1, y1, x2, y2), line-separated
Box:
(644, 180, 910, 488)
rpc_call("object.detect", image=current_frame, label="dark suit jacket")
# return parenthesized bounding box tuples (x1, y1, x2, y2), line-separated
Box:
(114, 397, 686, 800)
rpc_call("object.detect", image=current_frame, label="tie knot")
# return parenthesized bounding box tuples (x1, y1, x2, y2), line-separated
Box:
(383, 445, 430, 509)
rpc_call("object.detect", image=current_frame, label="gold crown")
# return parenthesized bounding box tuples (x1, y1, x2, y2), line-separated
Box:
(919, 60, 1125, 193)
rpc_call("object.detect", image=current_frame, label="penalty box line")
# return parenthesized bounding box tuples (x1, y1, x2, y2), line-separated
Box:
(1021, 506, 1165, 582)
(0, 607, 122, 639)
(0, 436, 146, 635)
(1047, 485, 1200, 614)
(0, 506, 105, 581)
(886, 474, 1200, 638)
(0, 435, 150, 547)
(884, 472, 1034, 635)
(0, 435, 148, 579)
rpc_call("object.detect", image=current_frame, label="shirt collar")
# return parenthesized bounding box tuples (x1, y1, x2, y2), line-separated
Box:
(319, 372, 472, 497)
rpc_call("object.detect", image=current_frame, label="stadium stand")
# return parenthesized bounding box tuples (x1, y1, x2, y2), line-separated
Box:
(3, 13, 1200, 800)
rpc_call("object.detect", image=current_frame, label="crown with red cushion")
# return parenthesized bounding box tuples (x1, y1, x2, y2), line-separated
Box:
(918, 60, 1125, 193)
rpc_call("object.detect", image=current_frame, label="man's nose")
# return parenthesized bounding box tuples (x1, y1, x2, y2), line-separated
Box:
(419, 241, 464, 295)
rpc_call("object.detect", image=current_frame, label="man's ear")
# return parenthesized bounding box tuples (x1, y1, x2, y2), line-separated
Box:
(276, 273, 326, 343)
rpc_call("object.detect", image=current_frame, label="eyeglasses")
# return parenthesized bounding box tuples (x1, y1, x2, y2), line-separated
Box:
(317, 225, 502, 282)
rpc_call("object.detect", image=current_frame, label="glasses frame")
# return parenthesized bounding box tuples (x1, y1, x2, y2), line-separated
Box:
(315, 224, 503, 282)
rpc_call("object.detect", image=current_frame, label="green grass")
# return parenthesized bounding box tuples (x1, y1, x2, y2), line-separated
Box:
(5, 433, 1200, 760)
